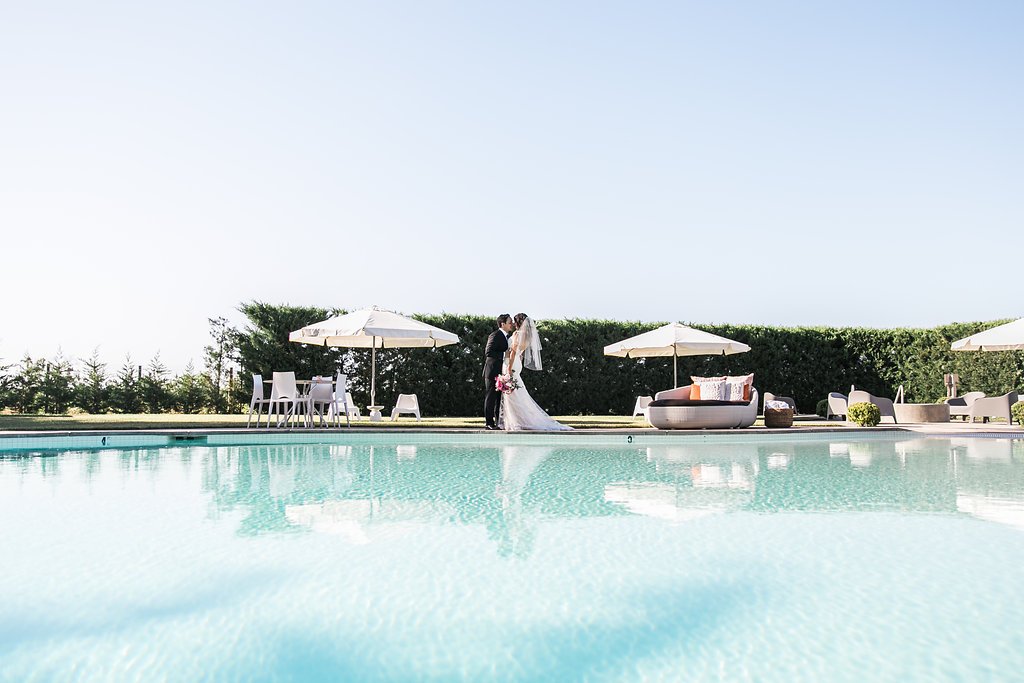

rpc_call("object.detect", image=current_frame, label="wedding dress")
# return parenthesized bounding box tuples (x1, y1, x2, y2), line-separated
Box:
(501, 318, 572, 432)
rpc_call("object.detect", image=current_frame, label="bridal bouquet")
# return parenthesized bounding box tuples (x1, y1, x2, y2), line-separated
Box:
(495, 372, 520, 395)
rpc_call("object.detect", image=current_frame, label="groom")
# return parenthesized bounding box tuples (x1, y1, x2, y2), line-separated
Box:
(483, 313, 515, 430)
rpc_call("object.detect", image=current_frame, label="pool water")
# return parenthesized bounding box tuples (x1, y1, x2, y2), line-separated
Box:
(2, 435, 1024, 682)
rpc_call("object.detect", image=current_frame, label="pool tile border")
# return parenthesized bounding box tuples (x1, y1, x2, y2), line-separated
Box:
(1, 425, 1021, 453)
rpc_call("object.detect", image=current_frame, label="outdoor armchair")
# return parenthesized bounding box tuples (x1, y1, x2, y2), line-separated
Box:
(947, 392, 985, 421)
(848, 390, 898, 424)
(967, 391, 1019, 424)
(827, 392, 848, 420)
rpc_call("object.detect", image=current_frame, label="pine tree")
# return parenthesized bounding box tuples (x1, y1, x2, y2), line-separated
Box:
(77, 349, 109, 413)
(109, 355, 142, 413)
(12, 355, 46, 413)
(141, 353, 173, 413)
(175, 361, 208, 414)
(39, 351, 77, 414)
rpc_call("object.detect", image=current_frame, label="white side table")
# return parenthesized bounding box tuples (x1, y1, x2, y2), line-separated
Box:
(367, 405, 384, 422)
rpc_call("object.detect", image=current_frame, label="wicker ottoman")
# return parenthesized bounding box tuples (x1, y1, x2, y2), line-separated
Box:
(764, 407, 794, 428)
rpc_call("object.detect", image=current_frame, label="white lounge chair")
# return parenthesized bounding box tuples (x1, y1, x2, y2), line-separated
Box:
(632, 395, 653, 417)
(947, 392, 985, 421)
(967, 391, 1019, 424)
(827, 392, 848, 420)
(391, 393, 421, 421)
(848, 389, 898, 424)
(342, 392, 361, 420)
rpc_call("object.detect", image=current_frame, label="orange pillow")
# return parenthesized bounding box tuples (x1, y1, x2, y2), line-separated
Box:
(691, 384, 700, 400)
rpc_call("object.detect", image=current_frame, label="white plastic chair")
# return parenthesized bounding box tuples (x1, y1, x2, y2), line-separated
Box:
(324, 374, 352, 428)
(391, 393, 421, 421)
(306, 380, 337, 428)
(344, 393, 361, 420)
(268, 372, 303, 428)
(247, 374, 272, 428)
(632, 395, 653, 417)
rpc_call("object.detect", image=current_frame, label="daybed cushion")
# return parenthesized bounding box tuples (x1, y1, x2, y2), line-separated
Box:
(690, 376, 726, 400)
(725, 373, 754, 402)
(649, 399, 751, 407)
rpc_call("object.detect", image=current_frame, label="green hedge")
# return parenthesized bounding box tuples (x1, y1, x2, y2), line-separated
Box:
(230, 303, 1024, 417)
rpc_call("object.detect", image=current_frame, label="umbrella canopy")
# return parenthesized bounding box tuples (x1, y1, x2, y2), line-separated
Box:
(290, 307, 459, 406)
(604, 322, 751, 388)
(951, 318, 1024, 352)
(289, 308, 459, 348)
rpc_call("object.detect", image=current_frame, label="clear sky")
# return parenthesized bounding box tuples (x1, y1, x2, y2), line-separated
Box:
(2, 1, 1022, 373)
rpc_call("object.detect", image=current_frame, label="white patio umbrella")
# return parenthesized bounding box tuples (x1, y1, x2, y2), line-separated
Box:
(951, 318, 1024, 352)
(289, 307, 459, 407)
(603, 322, 751, 388)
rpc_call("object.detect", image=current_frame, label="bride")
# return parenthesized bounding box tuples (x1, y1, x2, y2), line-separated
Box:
(501, 313, 572, 431)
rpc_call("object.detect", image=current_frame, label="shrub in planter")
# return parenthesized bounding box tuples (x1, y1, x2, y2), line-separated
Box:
(1012, 402, 1024, 426)
(847, 402, 881, 427)
(815, 399, 829, 418)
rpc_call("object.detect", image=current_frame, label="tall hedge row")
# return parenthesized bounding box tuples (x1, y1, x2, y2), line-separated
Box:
(232, 303, 1024, 416)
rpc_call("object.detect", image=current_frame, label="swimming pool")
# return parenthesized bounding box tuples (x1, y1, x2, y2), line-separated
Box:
(2, 433, 1023, 682)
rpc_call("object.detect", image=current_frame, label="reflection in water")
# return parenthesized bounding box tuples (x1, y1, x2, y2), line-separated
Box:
(494, 446, 552, 557)
(605, 445, 758, 523)
(6, 437, 1024, 553)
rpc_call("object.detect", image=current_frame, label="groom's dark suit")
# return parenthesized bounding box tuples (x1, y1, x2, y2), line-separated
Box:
(482, 329, 510, 428)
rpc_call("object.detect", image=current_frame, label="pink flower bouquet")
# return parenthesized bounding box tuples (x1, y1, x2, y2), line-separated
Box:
(495, 372, 520, 395)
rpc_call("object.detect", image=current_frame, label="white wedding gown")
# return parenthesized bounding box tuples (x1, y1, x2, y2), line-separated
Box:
(502, 341, 572, 432)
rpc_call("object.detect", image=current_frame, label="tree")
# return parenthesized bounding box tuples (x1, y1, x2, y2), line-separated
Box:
(140, 353, 173, 413)
(0, 356, 14, 410)
(11, 355, 46, 413)
(39, 351, 77, 414)
(174, 361, 208, 413)
(77, 349, 109, 414)
(204, 317, 236, 413)
(109, 355, 142, 413)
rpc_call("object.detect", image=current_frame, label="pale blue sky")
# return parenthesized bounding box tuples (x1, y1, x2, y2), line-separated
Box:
(2, 1, 1022, 372)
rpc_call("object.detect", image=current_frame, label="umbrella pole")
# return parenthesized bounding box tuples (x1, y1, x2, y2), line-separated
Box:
(673, 348, 678, 388)
(370, 337, 377, 406)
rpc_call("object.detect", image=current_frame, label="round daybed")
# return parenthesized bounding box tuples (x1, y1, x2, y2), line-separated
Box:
(646, 385, 759, 430)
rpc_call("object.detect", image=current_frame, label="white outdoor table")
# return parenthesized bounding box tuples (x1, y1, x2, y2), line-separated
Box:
(366, 405, 384, 422)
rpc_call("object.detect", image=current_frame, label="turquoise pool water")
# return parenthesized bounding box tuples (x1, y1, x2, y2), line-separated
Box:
(2, 434, 1024, 682)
